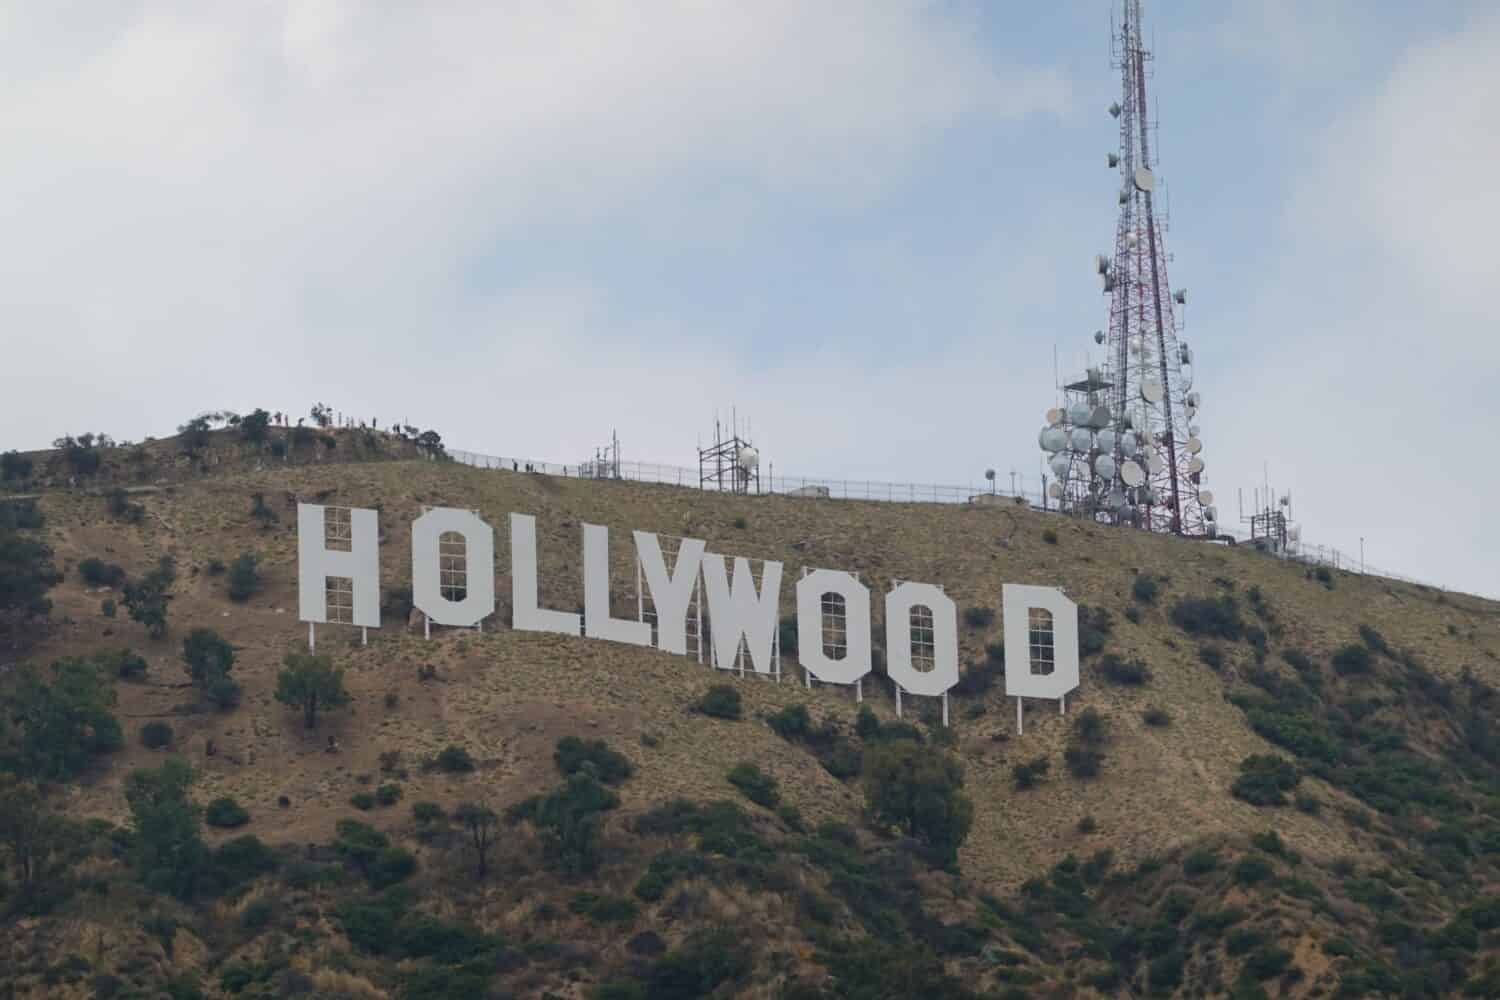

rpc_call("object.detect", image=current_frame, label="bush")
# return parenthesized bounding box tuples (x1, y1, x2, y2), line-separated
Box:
(106, 488, 144, 524)
(350, 792, 376, 810)
(863, 740, 973, 865)
(1098, 654, 1151, 686)
(1042, 529, 1058, 545)
(554, 736, 632, 785)
(205, 796, 250, 828)
(376, 783, 402, 806)
(182, 628, 235, 683)
(1131, 574, 1160, 604)
(695, 684, 742, 720)
(1232, 854, 1275, 886)
(963, 606, 995, 629)
(79, 557, 126, 588)
(766, 704, 811, 740)
(1232, 755, 1300, 807)
(1, 450, 34, 481)
(1183, 848, 1219, 876)
(1170, 596, 1244, 640)
(1143, 706, 1172, 727)
(726, 763, 779, 808)
(571, 891, 639, 924)
(507, 772, 619, 875)
(1065, 708, 1109, 779)
(1333, 643, 1373, 676)
(101, 598, 116, 618)
(435, 744, 475, 773)
(226, 553, 260, 602)
(1078, 606, 1113, 657)
(141, 721, 173, 749)
(1012, 756, 1050, 791)
(100, 647, 148, 680)
(1314, 565, 1334, 588)
(412, 802, 444, 824)
(1198, 644, 1225, 671)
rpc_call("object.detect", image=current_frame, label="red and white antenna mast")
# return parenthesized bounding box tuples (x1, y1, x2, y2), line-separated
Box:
(1042, 0, 1212, 535)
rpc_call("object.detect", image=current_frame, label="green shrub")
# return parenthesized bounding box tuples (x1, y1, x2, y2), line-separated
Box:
(862, 740, 973, 864)
(726, 762, 779, 808)
(100, 598, 116, 618)
(141, 721, 173, 749)
(571, 891, 639, 924)
(98, 647, 147, 680)
(1314, 566, 1334, 588)
(1098, 654, 1151, 686)
(226, 553, 260, 603)
(766, 704, 811, 740)
(350, 792, 375, 811)
(435, 744, 475, 773)
(411, 802, 444, 824)
(963, 606, 995, 628)
(79, 557, 126, 588)
(555, 736, 633, 785)
(1131, 574, 1160, 604)
(695, 684, 742, 720)
(1231, 755, 1300, 807)
(1170, 596, 1244, 640)
(205, 797, 250, 828)
(507, 772, 620, 876)
(1013, 756, 1050, 791)
(1143, 706, 1172, 727)
(1332, 643, 1373, 676)
(1042, 529, 1058, 545)
(1183, 848, 1219, 876)
(1078, 606, 1113, 656)
(375, 783, 402, 807)
(1232, 855, 1275, 886)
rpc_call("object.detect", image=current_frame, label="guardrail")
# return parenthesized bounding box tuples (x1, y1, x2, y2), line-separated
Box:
(448, 447, 1452, 593)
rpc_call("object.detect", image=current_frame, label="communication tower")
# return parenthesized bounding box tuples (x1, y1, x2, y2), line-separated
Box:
(699, 412, 761, 495)
(1040, 0, 1213, 535)
(583, 430, 622, 480)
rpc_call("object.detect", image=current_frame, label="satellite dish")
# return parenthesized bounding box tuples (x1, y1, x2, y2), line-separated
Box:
(1198, 489, 1214, 505)
(1109, 101, 1122, 118)
(1120, 460, 1146, 487)
(1093, 330, 1105, 345)
(1187, 456, 1205, 474)
(1179, 345, 1193, 365)
(1047, 481, 1064, 499)
(1044, 427, 1070, 452)
(1096, 429, 1116, 453)
(1088, 405, 1111, 429)
(1185, 403, 1197, 420)
(1186, 391, 1200, 407)
(1119, 435, 1138, 458)
(1046, 407, 1065, 426)
(1069, 428, 1094, 452)
(1133, 167, 1155, 192)
(1185, 437, 1202, 454)
(1049, 455, 1072, 479)
(1094, 455, 1117, 479)
(736, 446, 759, 472)
(1148, 454, 1166, 474)
(1173, 288, 1187, 305)
(985, 469, 996, 482)
(1067, 402, 1091, 425)
(1107, 153, 1119, 168)
(1141, 379, 1165, 403)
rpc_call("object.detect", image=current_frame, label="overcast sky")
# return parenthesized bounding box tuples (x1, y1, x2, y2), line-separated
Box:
(0, 1, 1494, 598)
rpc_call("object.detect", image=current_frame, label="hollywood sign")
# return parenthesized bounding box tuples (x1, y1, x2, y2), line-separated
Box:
(296, 505, 1080, 728)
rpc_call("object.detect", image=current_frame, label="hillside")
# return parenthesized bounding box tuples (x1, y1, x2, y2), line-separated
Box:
(2, 440, 1499, 999)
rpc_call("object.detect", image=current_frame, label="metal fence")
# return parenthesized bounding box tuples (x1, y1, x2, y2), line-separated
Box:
(448, 447, 1450, 593)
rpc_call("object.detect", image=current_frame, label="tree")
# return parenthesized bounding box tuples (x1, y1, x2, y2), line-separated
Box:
(125, 757, 205, 899)
(122, 556, 175, 638)
(862, 740, 974, 866)
(6, 658, 121, 780)
(275, 650, 350, 729)
(1, 450, 33, 481)
(239, 408, 271, 443)
(182, 628, 235, 682)
(177, 415, 212, 450)
(0, 527, 60, 623)
(226, 552, 260, 602)
(454, 802, 499, 879)
(0, 776, 58, 886)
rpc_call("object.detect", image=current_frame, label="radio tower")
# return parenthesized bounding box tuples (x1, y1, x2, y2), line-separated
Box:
(1040, 0, 1215, 536)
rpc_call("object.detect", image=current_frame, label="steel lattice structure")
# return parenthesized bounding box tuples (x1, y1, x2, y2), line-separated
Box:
(1041, 0, 1214, 536)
